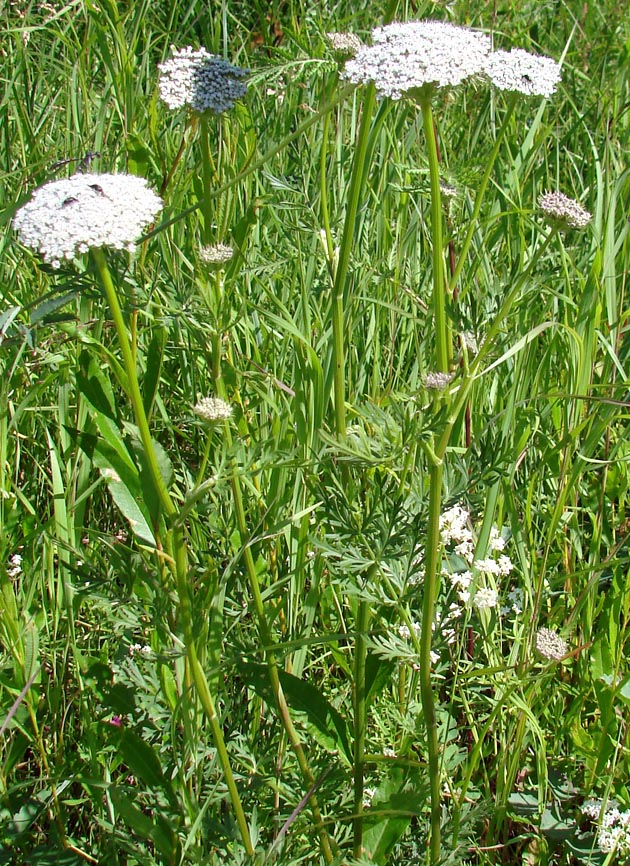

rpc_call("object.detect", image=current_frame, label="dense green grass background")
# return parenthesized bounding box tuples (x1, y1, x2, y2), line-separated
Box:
(1, 1, 630, 864)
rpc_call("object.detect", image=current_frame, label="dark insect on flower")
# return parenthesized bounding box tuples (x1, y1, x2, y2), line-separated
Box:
(50, 151, 102, 174)
(88, 183, 106, 195)
(62, 196, 79, 207)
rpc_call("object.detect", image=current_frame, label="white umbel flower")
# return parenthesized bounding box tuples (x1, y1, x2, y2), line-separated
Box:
(326, 32, 364, 57)
(158, 46, 248, 113)
(193, 396, 233, 423)
(535, 627, 568, 660)
(342, 20, 492, 99)
(13, 173, 163, 268)
(200, 243, 234, 265)
(424, 371, 454, 390)
(538, 191, 592, 230)
(484, 48, 561, 97)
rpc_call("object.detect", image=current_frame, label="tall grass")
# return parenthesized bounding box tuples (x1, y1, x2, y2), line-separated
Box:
(1, 1, 630, 865)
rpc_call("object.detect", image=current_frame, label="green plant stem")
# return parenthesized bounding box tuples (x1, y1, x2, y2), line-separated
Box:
(92, 249, 254, 858)
(419, 96, 449, 372)
(199, 114, 215, 245)
(352, 594, 372, 860)
(420, 457, 444, 866)
(92, 248, 175, 519)
(330, 83, 377, 436)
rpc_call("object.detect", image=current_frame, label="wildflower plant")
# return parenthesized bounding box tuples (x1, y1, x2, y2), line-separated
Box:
(333, 18, 566, 862)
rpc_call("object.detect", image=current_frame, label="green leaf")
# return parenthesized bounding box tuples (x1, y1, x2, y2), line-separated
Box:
(237, 661, 352, 764)
(113, 729, 177, 809)
(109, 787, 178, 861)
(365, 653, 396, 705)
(30, 291, 78, 326)
(363, 768, 427, 864)
(76, 408, 157, 545)
(94, 451, 156, 546)
(125, 422, 173, 524)
(540, 804, 577, 841)
(109, 785, 155, 838)
(76, 353, 118, 421)
(143, 327, 167, 419)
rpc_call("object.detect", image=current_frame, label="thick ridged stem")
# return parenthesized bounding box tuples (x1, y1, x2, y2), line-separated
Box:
(92, 249, 254, 857)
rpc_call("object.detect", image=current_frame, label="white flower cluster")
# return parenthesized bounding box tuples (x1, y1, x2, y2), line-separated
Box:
(484, 48, 561, 97)
(398, 621, 420, 639)
(200, 243, 234, 265)
(343, 20, 492, 99)
(582, 800, 630, 856)
(439, 504, 514, 612)
(13, 173, 163, 268)
(538, 191, 592, 230)
(193, 396, 233, 423)
(129, 643, 152, 657)
(424, 371, 454, 391)
(342, 20, 561, 100)
(326, 31, 364, 57)
(535, 627, 568, 660)
(7, 553, 22, 579)
(158, 46, 248, 113)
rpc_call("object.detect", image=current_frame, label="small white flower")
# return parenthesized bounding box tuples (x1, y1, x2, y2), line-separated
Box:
(7, 554, 22, 579)
(363, 787, 376, 808)
(450, 570, 473, 590)
(538, 191, 592, 230)
(536, 627, 568, 660)
(439, 505, 471, 545)
(472, 587, 498, 610)
(462, 331, 479, 354)
(484, 48, 561, 97)
(398, 621, 420, 640)
(489, 526, 506, 552)
(193, 396, 233, 423)
(583, 800, 630, 855)
(497, 555, 514, 576)
(343, 20, 492, 99)
(13, 174, 162, 268)
(473, 557, 501, 576)
(158, 46, 248, 114)
(382, 747, 396, 758)
(454, 539, 475, 563)
(439, 182, 458, 201)
(582, 799, 604, 820)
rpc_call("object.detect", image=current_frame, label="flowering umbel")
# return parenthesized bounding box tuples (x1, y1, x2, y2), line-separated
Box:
(158, 46, 248, 113)
(342, 20, 491, 99)
(536, 627, 568, 660)
(326, 32, 364, 58)
(194, 397, 233, 423)
(538, 191, 592, 230)
(12, 173, 162, 268)
(200, 243, 234, 265)
(484, 48, 561, 97)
